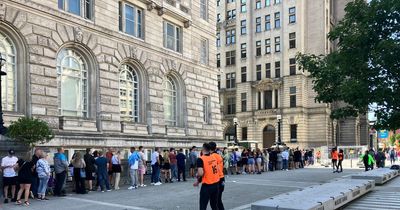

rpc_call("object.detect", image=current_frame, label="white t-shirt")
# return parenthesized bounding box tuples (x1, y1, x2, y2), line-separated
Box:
(130, 161, 139, 170)
(1, 156, 18, 177)
(151, 151, 159, 165)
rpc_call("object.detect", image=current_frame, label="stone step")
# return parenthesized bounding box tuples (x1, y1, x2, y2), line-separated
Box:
(350, 168, 399, 185)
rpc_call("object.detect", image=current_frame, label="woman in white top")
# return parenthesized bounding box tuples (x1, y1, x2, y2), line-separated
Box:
(111, 151, 122, 190)
(36, 153, 50, 200)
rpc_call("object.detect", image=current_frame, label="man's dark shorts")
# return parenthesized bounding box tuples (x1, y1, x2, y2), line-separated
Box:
(3, 177, 17, 186)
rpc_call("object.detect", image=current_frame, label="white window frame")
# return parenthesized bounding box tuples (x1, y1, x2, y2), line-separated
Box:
(164, 76, 178, 126)
(163, 21, 182, 53)
(119, 64, 139, 123)
(200, 38, 209, 64)
(202, 96, 210, 123)
(58, 0, 94, 20)
(119, 2, 144, 39)
(0, 33, 17, 112)
(200, 0, 208, 20)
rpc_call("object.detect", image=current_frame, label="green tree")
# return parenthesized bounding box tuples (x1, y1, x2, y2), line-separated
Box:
(296, 0, 400, 130)
(6, 117, 54, 148)
(389, 134, 400, 146)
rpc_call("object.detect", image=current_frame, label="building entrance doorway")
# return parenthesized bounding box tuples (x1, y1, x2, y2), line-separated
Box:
(263, 125, 275, 148)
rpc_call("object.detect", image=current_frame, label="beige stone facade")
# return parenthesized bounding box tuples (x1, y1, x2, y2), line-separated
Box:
(217, 0, 368, 149)
(0, 0, 222, 156)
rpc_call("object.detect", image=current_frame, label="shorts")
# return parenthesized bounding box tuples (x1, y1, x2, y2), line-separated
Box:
(242, 158, 248, 165)
(138, 165, 146, 175)
(190, 164, 196, 169)
(247, 158, 255, 165)
(112, 164, 122, 173)
(163, 163, 171, 170)
(256, 158, 262, 164)
(18, 177, 32, 184)
(85, 171, 95, 180)
(3, 176, 17, 186)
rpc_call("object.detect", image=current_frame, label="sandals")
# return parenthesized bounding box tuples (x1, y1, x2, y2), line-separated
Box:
(24, 201, 30, 206)
(15, 200, 22, 205)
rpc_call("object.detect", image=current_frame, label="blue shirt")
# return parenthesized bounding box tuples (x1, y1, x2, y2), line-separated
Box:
(176, 153, 186, 167)
(95, 157, 108, 173)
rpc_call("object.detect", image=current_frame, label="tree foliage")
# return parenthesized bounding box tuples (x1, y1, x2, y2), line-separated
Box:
(296, 0, 400, 130)
(6, 117, 54, 148)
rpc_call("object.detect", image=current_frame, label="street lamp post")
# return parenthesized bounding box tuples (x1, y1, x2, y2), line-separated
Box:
(233, 117, 238, 145)
(0, 53, 7, 135)
(277, 114, 282, 145)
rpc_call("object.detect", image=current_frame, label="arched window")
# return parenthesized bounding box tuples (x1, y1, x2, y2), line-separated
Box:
(57, 48, 88, 117)
(163, 76, 177, 126)
(119, 64, 139, 122)
(0, 32, 16, 112)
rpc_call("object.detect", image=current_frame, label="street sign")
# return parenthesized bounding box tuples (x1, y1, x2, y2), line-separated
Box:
(378, 130, 389, 139)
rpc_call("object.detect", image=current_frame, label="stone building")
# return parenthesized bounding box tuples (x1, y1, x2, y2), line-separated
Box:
(217, 0, 368, 149)
(0, 0, 222, 158)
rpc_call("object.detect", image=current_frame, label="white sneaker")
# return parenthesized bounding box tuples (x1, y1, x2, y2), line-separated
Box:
(150, 183, 155, 185)
(128, 186, 135, 190)
(140, 184, 147, 187)
(154, 182, 162, 186)
(106, 190, 112, 192)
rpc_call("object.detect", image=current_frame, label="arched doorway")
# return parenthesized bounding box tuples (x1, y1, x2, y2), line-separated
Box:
(263, 125, 275, 148)
(225, 126, 235, 142)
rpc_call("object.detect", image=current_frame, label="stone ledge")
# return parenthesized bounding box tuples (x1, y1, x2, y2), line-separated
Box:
(59, 117, 98, 132)
(121, 122, 149, 135)
(351, 168, 399, 185)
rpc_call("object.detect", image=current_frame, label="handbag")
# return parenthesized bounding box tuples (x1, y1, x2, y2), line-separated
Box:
(80, 168, 86, 178)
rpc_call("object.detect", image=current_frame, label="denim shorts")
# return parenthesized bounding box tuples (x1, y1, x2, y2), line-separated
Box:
(247, 158, 255, 165)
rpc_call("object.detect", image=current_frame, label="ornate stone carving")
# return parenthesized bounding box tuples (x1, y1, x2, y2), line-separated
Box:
(253, 79, 282, 91)
(0, 3, 6, 21)
(184, 20, 192, 28)
(171, 60, 177, 70)
(74, 27, 83, 42)
(157, 7, 165, 16)
(147, 2, 156, 11)
(130, 46, 138, 59)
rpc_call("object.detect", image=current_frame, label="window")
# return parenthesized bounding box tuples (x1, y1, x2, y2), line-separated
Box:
(290, 86, 296, 107)
(256, 65, 262, 80)
(163, 21, 182, 52)
(119, 64, 139, 122)
(274, 0, 280, 4)
(274, 12, 280, 28)
(227, 10, 236, 20)
(258, 92, 262, 110)
(289, 32, 296, 49)
(58, 0, 93, 20)
(241, 93, 247, 112)
(256, 41, 261, 56)
(290, 58, 296, 75)
(274, 89, 278, 108)
(265, 0, 270, 6)
(265, 63, 271, 78)
(242, 127, 248, 140)
(290, 124, 298, 141)
(241, 67, 247, 82)
(217, 0, 220, 6)
(241, 43, 247, 58)
(164, 76, 178, 126)
(256, 17, 261, 33)
(264, 90, 272, 109)
(265, 15, 271, 31)
(275, 36, 280, 52)
(265, 38, 271, 54)
(200, 0, 208, 20)
(119, 2, 143, 38)
(57, 48, 88, 117)
(240, 20, 247, 35)
(227, 0, 235, 3)
(289, 7, 296, 24)
(240, 0, 246, 12)
(200, 39, 208, 64)
(275, 61, 280, 78)
(226, 51, 236, 66)
(256, 0, 261, 9)
(216, 33, 221, 47)
(217, 75, 221, 89)
(226, 72, 236, 88)
(0, 33, 16, 111)
(217, 54, 221, 68)
(202, 97, 210, 123)
(226, 29, 236, 45)
(217, 13, 221, 22)
(227, 97, 236, 114)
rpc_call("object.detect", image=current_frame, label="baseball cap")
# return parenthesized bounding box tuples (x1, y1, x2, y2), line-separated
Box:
(8, 149, 15, 155)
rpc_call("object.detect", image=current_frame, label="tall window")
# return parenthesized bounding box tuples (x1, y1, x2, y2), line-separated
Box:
(256, 41, 261, 56)
(227, 97, 236, 114)
(275, 61, 280, 78)
(265, 63, 271, 78)
(202, 96, 210, 123)
(57, 49, 88, 117)
(274, 89, 278, 108)
(265, 0, 270, 6)
(290, 58, 296, 75)
(240, 20, 247, 35)
(226, 29, 236, 45)
(289, 86, 296, 107)
(265, 38, 271, 54)
(217, 0, 220, 6)
(274, 12, 280, 28)
(256, 17, 261, 33)
(241, 93, 247, 112)
(265, 15, 271, 31)
(200, 0, 208, 20)
(0, 33, 16, 111)
(256, 0, 262, 9)
(264, 90, 272, 109)
(217, 14, 221, 22)
(275, 36, 280, 52)
(226, 72, 236, 88)
(241, 67, 247, 82)
(290, 124, 297, 142)
(58, 0, 93, 20)
(242, 127, 248, 140)
(216, 33, 221, 47)
(119, 64, 139, 122)
(164, 76, 178, 126)
(256, 65, 262, 80)
(240, 0, 246, 13)
(289, 32, 296, 49)
(217, 75, 221, 89)
(227, 10, 236, 20)
(241, 43, 247, 58)
(274, 0, 280, 4)
(226, 51, 236, 66)
(289, 7, 296, 24)
(119, 2, 143, 38)
(200, 38, 208, 64)
(163, 22, 182, 53)
(217, 54, 221, 68)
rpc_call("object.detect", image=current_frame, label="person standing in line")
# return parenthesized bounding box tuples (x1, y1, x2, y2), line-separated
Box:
(194, 143, 219, 210)
(72, 152, 87, 194)
(151, 148, 162, 186)
(169, 148, 178, 182)
(15, 153, 35, 206)
(53, 147, 68, 197)
(289, 149, 295, 170)
(241, 149, 249, 174)
(162, 150, 172, 183)
(293, 148, 301, 169)
(138, 146, 147, 187)
(36, 152, 50, 200)
(263, 149, 269, 172)
(31, 148, 42, 199)
(128, 147, 140, 190)
(95, 151, 111, 192)
(210, 142, 225, 210)
(247, 149, 255, 174)
(230, 149, 237, 175)
(223, 148, 230, 175)
(282, 149, 289, 171)
(337, 149, 344, 173)
(276, 149, 283, 170)
(331, 148, 339, 173)
(84, 148, 96, 191)
(111, 151, 122, 190)
(2, 149, 18, 203)
(105, 148, 114, 186)
(189, 146, 198, 179)
(390, 148, 396, 165)
(176, 148, 187, 182)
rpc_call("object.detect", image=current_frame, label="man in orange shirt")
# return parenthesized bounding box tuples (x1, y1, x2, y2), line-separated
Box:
(194, 143, 219, 210)
(331, 147, 339, 173)
(210, 141, 225, 210)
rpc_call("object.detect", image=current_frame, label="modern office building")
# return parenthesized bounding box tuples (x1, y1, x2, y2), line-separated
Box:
(217, 0, 368, 149)
(0, 0, 222, 158)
